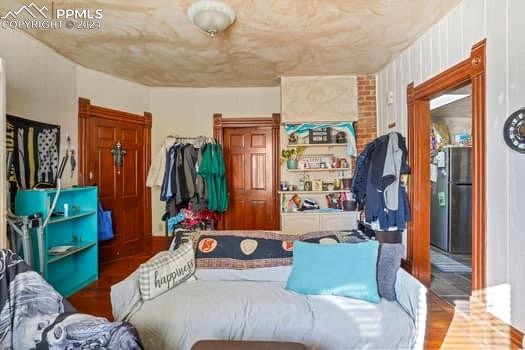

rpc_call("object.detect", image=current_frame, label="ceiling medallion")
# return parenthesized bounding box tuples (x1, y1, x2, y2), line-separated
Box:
(187, 1, 236, 38)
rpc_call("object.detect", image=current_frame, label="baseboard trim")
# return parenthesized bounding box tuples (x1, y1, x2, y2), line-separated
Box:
(511, 326, 524, 349)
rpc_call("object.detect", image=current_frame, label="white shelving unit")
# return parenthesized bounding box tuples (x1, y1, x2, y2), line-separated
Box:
(279, 122, 357, 234)
(286, 168, 351, 173)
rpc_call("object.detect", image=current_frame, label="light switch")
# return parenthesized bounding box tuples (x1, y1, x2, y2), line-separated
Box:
(387, 91, 394, 105)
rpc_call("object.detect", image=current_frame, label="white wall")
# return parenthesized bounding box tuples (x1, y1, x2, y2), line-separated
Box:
(0, 29, 150, 187)
(0, 29, 78, 186)
(376, 0, 525, 333)
(77, 66, 150, 115)
(149, 87, 280, 234)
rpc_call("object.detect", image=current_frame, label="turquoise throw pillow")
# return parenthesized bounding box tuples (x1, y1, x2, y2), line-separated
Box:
(285, 240, 380, 303)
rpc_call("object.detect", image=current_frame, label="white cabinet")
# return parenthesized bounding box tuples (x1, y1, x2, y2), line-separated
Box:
(320, 213, 357, 231)
(281, 211, 358, 235)
(281, 213, 320, 234)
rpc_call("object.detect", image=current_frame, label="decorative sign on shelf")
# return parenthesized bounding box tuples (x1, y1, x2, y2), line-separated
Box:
(309, 127, 332, 144)
(299, 154, 332, 169)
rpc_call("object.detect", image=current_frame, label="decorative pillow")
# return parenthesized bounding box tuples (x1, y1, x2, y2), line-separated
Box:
(139, 243, 194, 300)
(169, 228, 198, 250)
(377, 243, 404, 301)
(286, 241, 381, 303)
(306, 230, 404, 301)
(193, 230, 344, 270)
(304, 230, 368, 243)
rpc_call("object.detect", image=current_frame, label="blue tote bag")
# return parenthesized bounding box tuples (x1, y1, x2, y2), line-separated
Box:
(97, 201, 114, 241)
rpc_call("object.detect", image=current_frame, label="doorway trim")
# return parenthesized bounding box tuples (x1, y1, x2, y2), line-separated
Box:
(406, 40, 486, 294)
(78, 97, 153, 238)
(213, 113, 281, 230)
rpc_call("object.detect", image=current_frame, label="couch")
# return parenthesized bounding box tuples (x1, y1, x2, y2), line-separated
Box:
(111, 264, 427, 350)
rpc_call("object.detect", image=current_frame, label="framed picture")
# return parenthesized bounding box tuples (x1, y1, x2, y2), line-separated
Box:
(309, 127, 332, 144)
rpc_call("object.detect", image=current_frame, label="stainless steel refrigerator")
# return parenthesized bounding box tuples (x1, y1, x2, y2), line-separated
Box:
(430, 147, 472, 254)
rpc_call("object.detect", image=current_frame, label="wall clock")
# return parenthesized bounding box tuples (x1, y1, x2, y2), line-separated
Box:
(503, 108, 525, 153)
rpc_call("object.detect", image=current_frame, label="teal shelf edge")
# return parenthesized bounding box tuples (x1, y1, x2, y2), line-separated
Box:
(18, 186, 97, 194)
(48, 210, 97, 224)
(58, 274, 98, 298)
(47, 241, 97, 264)
(16, 185, 98, 297)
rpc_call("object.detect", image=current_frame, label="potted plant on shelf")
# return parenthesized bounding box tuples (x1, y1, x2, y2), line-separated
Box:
(281, 146, 305, 170)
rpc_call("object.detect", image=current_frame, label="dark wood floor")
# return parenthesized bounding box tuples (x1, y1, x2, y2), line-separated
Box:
(68, 238, 521, 349)
(431, 247, 472, 311)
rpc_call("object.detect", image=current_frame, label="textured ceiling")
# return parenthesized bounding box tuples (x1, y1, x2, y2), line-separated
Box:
(1, 0, 460, 87)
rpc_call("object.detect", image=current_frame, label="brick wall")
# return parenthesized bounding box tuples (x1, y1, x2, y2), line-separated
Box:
(356, 75, 377, 153)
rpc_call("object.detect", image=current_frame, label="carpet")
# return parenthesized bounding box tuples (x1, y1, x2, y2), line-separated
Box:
(431, 249, 471, 273)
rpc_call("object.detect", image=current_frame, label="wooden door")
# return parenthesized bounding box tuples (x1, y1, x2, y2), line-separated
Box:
(79, 98, 152, 263)
(223, 126, 278, 230)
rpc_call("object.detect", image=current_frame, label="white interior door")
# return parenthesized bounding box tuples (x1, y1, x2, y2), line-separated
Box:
(0, 58, 7, 248)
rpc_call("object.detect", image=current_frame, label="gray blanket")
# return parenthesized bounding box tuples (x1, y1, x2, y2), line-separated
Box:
(112, 267, 427, 350)
(0, 249, 143, 349)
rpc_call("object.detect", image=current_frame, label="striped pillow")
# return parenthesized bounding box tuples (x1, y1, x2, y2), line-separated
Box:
(138, 243, 194, 300)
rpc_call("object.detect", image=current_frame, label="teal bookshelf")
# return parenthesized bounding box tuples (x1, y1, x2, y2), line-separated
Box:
(15, 186, 98, 297)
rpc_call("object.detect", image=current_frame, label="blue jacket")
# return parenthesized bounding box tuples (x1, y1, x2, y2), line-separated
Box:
(353, 133, 411, 230)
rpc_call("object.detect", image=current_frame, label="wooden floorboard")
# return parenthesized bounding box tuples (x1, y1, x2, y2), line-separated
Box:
(68, 238, 521, 349)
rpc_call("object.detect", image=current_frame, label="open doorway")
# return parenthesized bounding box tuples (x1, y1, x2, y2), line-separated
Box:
(429, 84, 472, 311)
(406, 40, 486, 306)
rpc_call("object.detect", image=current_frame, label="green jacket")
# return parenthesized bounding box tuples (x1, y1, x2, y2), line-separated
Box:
(198, 144, 228, 212)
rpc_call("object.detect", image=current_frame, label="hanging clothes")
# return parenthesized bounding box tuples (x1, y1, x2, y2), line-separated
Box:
(183, 144, 197, 198)
(154, 136, 227, 221)
(191, 144, 208, 213)
(352, 132, 411, 230)
(174, 145, 188, 204)
(160, 144, 178, 201)
(198, 143, 228, 212)
(147, 136, 175, 187)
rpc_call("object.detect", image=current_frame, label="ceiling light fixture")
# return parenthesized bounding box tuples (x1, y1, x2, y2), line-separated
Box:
(187, 0, 236, 38)
(430, 94, 470, 110)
